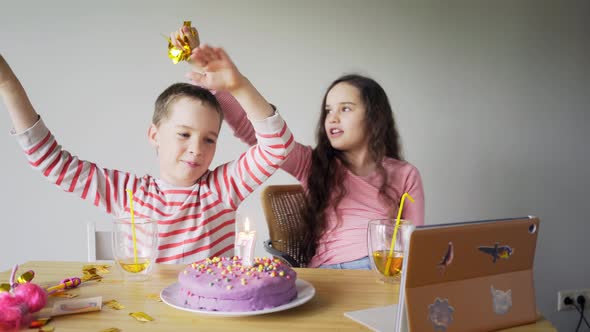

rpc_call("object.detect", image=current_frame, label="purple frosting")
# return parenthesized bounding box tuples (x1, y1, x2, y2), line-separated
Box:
(178, 257, 297, 312)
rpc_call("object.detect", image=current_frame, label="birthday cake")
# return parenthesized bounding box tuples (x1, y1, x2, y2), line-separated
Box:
(178, 256, 297, 312)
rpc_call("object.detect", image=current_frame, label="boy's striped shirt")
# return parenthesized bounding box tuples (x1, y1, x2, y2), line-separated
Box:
(14, 112, 293, 264)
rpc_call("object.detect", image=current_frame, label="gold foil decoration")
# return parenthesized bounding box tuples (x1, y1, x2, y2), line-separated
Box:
(167, 21, 199, 64)
(17, 270, 35, 283)
(83, 264, 111, 274)
(81, 266, 103, 282)
(100, 329, 122, 332)
(104, 299, 125, 310)
(129, 311, 155, 322)
(1, 270, 35, 293)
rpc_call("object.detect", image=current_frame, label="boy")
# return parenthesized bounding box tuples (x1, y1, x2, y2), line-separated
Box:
(0, 45, 293, 264)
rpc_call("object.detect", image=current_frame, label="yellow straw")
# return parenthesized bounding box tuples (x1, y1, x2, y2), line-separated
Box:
(126, 189, 139, 264)
(384, 192, 415, 276)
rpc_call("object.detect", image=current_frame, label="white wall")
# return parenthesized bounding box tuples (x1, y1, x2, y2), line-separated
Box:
(0, 1, 588, 330)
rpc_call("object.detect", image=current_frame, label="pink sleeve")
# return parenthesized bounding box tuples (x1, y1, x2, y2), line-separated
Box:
(215, 90, 313, 183)
(280, 143, 313, 183)
(402, 166, 425, 226)
(216, 91, 257, 146)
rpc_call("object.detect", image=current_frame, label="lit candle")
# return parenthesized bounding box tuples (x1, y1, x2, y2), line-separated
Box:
(236, 217, 256, 266)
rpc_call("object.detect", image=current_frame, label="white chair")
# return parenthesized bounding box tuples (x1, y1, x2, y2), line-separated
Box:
(86, 221, 114, 261)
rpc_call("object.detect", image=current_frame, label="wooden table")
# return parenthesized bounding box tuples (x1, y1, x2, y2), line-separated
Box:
(1, 261, 555, 331)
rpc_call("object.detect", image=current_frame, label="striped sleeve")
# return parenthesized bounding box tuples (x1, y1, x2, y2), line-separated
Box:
(208, 111, 294, 209)
(216, 91, 312, 182)
(12, 118, 141, 216)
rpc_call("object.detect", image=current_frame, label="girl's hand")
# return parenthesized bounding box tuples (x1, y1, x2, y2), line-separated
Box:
(186, 45, 247, 92)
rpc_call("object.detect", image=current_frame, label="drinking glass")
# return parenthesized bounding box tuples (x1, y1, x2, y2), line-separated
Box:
(112, 217, 158, 281)
(367, 219, 414, 283)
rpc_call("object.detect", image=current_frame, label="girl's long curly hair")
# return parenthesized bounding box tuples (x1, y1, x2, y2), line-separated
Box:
(302, 74, 403, 264)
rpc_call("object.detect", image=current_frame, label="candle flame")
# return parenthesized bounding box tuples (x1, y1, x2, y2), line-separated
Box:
(244, 217, 251, 232)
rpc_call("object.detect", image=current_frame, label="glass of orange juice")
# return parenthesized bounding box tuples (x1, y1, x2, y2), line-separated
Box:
(112, 217, 158, 281)
(368, 219, 414, 283)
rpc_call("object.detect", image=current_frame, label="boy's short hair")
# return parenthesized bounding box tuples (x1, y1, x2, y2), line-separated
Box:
(153, 83, 223, 127)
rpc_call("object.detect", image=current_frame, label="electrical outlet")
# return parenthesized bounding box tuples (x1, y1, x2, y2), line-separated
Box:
(557, 288, 590, 311)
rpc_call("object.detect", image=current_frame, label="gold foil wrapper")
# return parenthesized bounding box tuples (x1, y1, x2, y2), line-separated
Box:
(129, 311, 155, 322)
(0, 283, 10, 292)
(168, 21, 199, 64)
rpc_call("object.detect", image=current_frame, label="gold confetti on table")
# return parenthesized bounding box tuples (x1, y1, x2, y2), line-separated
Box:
(129, 311, 154, 322)
(83, 264, 111, 274)
(104, 299, 125, 310)
(81, 267, 103, 282)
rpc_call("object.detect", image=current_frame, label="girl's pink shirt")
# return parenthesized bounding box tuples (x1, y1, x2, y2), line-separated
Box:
(283, 144, 425, 267)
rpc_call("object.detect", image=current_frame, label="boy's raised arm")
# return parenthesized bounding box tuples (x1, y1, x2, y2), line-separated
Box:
(0, 55, 39, 133)
(0, 54, 145, 218)
(186, 45, 274, 121)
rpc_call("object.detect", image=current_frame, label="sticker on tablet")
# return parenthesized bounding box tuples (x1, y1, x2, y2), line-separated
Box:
(428, 298, 454, 331)
(437, 242, 454, 274)
(491, 286, 512, 314)
(478, 243, 513, 263)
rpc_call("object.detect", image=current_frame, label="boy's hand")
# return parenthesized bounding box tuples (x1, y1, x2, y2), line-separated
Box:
(169, 25, 200, 50)
(186, 45, 247, 93)
(0, 54, 39, 132)
(169, 24, 200, 68)
(0, 55, 17, 89)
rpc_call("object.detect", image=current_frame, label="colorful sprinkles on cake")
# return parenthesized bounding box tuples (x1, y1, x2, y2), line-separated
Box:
(184, 256, 291, 289)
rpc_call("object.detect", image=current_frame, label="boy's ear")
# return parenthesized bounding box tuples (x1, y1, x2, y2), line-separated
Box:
(148, 124, 159, 148)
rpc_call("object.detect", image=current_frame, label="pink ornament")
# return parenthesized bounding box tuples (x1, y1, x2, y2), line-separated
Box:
(0, 293, 26, 331)
(14, 282, 47, 312)
(0, 265, 48, 331)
